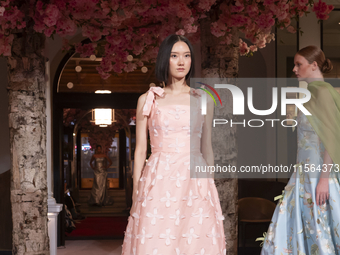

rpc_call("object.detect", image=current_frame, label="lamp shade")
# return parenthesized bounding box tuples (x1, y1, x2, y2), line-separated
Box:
(93, 109, 113, 125)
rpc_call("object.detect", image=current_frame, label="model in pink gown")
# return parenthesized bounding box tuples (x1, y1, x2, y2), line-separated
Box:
(121, 86, 226, 255)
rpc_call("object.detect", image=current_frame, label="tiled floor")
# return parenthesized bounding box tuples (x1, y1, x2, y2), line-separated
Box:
(57, 240, 123, 255)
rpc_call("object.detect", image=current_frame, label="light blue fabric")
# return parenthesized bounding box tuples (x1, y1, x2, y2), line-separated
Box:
(261, 111, 340, 255)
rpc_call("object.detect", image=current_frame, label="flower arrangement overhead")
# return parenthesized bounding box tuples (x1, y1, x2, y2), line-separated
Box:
(0, 0, 333, 79)
(3, 1, 334, 253)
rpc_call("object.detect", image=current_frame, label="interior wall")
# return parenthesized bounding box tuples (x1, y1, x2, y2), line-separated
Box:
(0, 58, 10, 175)
(237, 39, 277, 180)
(0, 170, 12, 250)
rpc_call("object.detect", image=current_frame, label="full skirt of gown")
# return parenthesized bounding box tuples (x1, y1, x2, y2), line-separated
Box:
(261, 111, 340, 255)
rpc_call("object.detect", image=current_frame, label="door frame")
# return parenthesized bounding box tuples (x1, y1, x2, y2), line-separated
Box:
(52, 46, 141, 246)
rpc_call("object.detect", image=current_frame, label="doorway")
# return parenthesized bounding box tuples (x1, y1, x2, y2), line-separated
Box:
(53, 40, 158, 246)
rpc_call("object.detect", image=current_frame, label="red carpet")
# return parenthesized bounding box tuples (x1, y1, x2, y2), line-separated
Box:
(66, 216, 128, 239)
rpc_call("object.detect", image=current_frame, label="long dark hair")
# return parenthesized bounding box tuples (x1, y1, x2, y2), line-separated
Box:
(155, 34, 195, 85)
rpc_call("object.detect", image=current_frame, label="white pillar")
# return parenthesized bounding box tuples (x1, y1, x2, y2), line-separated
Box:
(46, 60, 63, 255)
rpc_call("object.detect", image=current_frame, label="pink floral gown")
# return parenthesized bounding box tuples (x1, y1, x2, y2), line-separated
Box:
(121, 86, 226, 255)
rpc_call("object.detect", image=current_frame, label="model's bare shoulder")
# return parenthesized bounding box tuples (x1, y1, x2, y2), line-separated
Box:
(137, 93, 148, 107)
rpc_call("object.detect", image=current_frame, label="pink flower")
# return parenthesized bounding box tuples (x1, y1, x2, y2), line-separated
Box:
(246, 4, 259, 18)
(112, 62, 126, 73)
(33, 20, 46, 33)
(249, 45, 257, 52)
(176, 29, 185, 35)
(0, 7, 5, 16)
(231, 0, 244, 13)
(265, 33, 275, 43)
(230, 14, 249, 27)
(0, 34, 13, 56)
(184, 21, 198, 34)
(81, 25, 104, 42)
(282, 17, 291, 27)
(36, 1, 44, 15)
(256, 13, 275, 30)
(312, 0, 334, 20)
(124, 62, 137, 72)
(264, 0, 275, 5)
(56, 18, 77, 37)
(96, 67, 111, 80)
(100, 1, 111, 15)
(256, 36, 267, 49)
(210, 22, 225, 37)
(239, 39, 249, 56)
(43, 4, 60, 27)
(75, 43, 97, 58)
(220, 34, 233, 45)
(0, 0, 9, 7)
(198, 0, 216, 11)
(55, 0, 67, 10)
(44, 27, 55, 37)
(293, 0, 309, 6)
(286, 26, 296, 33)
(62, 38, 71, 51)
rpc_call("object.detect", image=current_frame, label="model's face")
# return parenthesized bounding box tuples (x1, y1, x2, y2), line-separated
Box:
(168, 41, 191, 81)
(97, 147, 102, 153)
(293, 54, 315, 81)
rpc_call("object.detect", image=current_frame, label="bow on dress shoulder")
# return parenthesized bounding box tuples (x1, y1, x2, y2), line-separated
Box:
(142, 86, 165, 116)
(190, 87, 203, 97)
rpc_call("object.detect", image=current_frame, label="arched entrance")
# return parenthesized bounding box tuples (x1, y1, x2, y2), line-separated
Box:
(52, 39, 158, 246)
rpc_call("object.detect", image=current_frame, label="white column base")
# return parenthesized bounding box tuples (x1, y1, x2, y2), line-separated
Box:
(48, 196, 63, 255)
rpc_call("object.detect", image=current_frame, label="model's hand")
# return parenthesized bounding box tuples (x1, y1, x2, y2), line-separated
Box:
(316, 178, 329, 206)
(130, 190, 138, 214)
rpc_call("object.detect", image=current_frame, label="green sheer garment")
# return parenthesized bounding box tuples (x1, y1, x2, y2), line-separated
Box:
(304, 80, 340, 168)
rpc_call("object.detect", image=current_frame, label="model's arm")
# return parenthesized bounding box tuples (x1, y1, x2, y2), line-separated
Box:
(106, 155, 112, 169)
(90, 155, 95, 170)
(316, 149, 332, 205)
(132, 93, 149, 207)
(201, 95, 214, 178)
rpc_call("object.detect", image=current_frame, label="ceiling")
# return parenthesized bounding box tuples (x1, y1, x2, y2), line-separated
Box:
(58, 53, 160, 93)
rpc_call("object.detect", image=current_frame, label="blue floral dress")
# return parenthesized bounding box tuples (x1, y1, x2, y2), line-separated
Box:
(261, 111, 340, 255)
